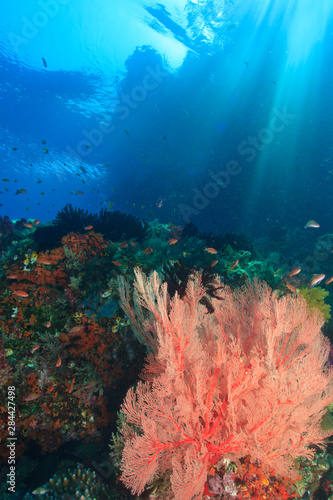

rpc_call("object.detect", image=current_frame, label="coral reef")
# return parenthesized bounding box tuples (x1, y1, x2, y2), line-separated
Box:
(23, 464, 113, 499)
(0, 215, 14, 234)
(162, 260, 224, 313)
(33, 205, 147, 251)
(0, 230, 139, 464)
(299, 285, 331, 322)
(115, 269, 333, 499)
(1, 211, 333, 498)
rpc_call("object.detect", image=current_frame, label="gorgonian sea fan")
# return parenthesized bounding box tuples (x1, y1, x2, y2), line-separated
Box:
(118, 269, 333, 500)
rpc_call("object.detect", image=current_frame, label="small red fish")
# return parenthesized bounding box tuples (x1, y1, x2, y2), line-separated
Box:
(305, 220, 320, 228)
(310, 274, 325, 288)
(37, 256, 52, 265)
(129, 241, 136, 248)
(143, 247, 153, 254)
(325, 277, 333, 286)
(286, 283, 297, 293)
(45, 321, 51, 328)
(156, 197, 163, 208)
(69, 324, 84, 334)
(230, 259, 239, 271)
(119, 242, 128, 248)
(68, 378, 75, 393)
(31, 344, 40, 352)
(13, 290, 29, 297)
(168, 238, 178, 245)
(112, 260, 122, 266)
(33, 219, 40, 225)
(7, 274, 18, 279)
(84, 225, 93, 230)
(288, 267, 301, 277)
(24, 392, 43, 402)
(39, 404, 50, 414)
(205, 247, 218, 254)
(210, 260, 219, 267)
(55, 357, 61, 367)
(23, 223, 33, 228)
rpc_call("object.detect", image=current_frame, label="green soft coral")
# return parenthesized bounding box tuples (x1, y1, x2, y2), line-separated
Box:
(299, 286, 331, 322)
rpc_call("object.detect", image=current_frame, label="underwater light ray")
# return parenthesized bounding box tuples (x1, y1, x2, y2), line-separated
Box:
(237, 0, 333, 66)
(242, 59, 323, 226)
(231, 0, 332, 229)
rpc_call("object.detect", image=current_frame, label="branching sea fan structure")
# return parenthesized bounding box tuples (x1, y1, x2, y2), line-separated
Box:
(117, 269, 333, 500)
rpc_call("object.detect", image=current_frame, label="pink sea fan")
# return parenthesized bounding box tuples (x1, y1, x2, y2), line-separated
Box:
(118, 269, 333, 500)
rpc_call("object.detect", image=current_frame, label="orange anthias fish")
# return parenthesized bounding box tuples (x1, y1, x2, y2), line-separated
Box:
(143, 247, 153, 254)
(325, 276, 333, 286)
(84, 225, 93, 230)
(45, 321, 51, 328)
(13, 290, 29, 297)
(33, 219, 40, 225)
(205, 247, 218, 254)
(119, 242, 128, 248)
(23, 223, 33, 228)
(310, 274, 325, 288)
(31, 344, 40, 352)
(39, 404, 50, 414)
(69, 324, 84, 334)
(68, 378, 75, 393)
(37, 256, 52, 265)
(168, 238, 178, 245)
(55, 357, 62, 367)
(24, 392, 43, 402)
(286, 282, 297, 293)
(230, 259, 239, 271)
(73, 380, 97, 395)
(129, 241, 136, 248)
(112, 260, 122, 266)
(210, 260, 219, 267)
(288, 267, 301, 277)
(305, 220, 320, 228)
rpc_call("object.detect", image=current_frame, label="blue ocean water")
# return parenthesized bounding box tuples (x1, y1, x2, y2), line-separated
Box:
(1, 0, 332, 236)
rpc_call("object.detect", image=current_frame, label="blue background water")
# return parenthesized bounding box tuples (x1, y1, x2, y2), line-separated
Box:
(1, 0, 332, 237)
